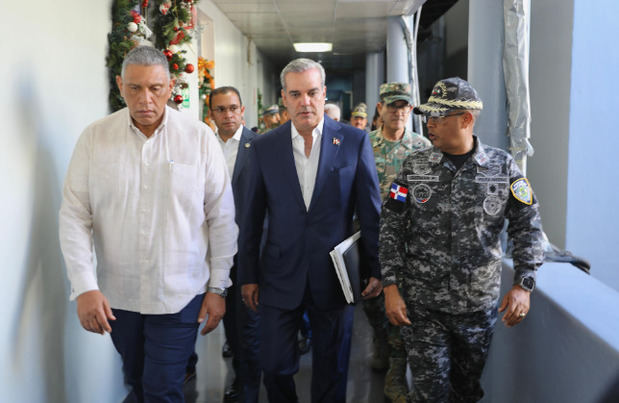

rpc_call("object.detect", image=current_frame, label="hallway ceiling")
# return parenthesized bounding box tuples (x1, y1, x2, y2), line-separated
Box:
(211, 0, 458, 72)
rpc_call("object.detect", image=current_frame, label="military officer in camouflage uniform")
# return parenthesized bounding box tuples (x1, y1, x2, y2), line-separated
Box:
(350, 102, 369, 131)
(380, 77, 544, 402)
(260, 104, 280, 134)
(364, 83, 431, 402)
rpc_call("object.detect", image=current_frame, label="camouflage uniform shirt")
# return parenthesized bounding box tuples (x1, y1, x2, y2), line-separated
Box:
(379, 137, 544, 314)
(370, 128, 431, 197)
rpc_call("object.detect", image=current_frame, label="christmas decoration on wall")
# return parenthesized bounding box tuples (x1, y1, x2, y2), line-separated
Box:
(106, 0, 201, 112)
(197, 57, 215, 127)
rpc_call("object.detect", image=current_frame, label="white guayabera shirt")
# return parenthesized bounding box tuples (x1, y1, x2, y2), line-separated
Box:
(59, 106, 238, 314)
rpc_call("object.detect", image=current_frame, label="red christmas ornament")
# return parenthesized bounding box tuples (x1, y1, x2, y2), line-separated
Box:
(142, 0, 149, 7)
(130, 10, 142, 24)
(184, 64, 194, 74)
(163, 49, 173, 61)
(169, 31, 185, 45)
(174, 95, 183, 104)
(172, 63, 179, 71)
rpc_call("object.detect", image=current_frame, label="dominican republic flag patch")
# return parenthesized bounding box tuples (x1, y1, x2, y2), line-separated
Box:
(389, 183, 408, 202)
(386, 182, 408, 213)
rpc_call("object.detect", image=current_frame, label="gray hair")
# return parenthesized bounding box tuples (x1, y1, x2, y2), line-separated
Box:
(325, 103, 342, 115)
(121, 46, 170, 80)
(280, 58, 326, 90)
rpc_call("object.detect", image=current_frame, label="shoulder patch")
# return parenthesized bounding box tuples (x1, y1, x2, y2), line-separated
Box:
(385, 182, 408, 213)
(510, 178, 533, 205)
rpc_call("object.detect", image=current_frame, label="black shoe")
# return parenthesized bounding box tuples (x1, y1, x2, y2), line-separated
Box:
(298, 335, 311, 355)
(222, 341, 233, 358)
(223, 377, 240, 402)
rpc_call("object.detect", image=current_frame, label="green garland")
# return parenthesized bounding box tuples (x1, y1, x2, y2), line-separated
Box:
(106, 0, 200, 112)
(106, 0, 141, 112)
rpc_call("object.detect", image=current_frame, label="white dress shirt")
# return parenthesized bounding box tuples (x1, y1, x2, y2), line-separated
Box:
(291, 119, 324, 210)
(216, 124, 243, 177)
(59, 106, 238, 314)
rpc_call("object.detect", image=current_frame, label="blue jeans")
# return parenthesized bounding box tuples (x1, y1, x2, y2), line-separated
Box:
(110, 294, 204, 403)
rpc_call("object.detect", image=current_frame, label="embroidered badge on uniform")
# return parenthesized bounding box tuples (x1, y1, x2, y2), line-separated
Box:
(389, 183, 408, 202)
(483, 196, 502, 215)
(413, 163, 431, 175)
(475, 152, 489, 165)
(412, 183, 432, 203)
(510, 178, 533, 205)
(429, 152, 442, 163)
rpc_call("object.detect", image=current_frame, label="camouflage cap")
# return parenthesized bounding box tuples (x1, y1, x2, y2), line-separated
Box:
(262, 104, 280, 116)
(379, 82, 412, 105)
(413, 77, 483, 117)
(351, 102, 368, 118)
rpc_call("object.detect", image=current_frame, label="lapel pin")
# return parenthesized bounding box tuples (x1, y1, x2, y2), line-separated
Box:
(244, 142, 251, 148)
(332, 138, 340, 146)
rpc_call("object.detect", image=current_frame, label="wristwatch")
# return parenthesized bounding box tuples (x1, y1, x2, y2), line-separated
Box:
(516, 276, 535, 292)
(207, 287, 228, 297)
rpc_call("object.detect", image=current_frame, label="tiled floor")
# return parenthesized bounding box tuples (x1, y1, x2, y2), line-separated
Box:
(183, 304, 388, 403)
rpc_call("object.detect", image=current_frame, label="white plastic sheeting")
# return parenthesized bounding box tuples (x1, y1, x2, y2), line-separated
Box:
(503, 0, 534, 173)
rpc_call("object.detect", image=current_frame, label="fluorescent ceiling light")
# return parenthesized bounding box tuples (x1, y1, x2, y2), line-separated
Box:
(293, 42, 333, 52)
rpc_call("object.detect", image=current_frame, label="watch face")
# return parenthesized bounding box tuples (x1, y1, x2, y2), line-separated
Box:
(522, 277, 535, 290)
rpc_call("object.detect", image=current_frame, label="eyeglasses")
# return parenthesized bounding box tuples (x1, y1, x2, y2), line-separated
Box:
(424, 112, 466, 124)
(212, 105, 241, 114)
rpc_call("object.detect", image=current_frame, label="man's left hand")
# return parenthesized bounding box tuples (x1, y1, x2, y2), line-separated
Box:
(361, 277, 382, 299)
(498, 285, 531, 328)
(198, 292, 226, 335)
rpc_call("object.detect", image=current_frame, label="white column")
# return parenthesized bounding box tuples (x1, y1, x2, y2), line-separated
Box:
(386, 16, 409, 83)
(365, 51, 385, 119)
(468, 0, 508, 150)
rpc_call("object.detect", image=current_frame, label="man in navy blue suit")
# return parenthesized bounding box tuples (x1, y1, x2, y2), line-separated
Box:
(239, 58, 383, 403)
(209, 86, 262, 402)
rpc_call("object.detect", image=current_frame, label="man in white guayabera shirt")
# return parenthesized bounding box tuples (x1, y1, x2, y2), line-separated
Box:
(59, 46, 238, 402)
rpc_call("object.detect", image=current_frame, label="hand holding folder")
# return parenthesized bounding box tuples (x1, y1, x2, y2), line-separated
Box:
(329, 231, 370, 304)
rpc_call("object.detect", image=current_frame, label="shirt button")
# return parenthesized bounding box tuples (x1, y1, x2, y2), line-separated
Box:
(143, 185, 149, 190)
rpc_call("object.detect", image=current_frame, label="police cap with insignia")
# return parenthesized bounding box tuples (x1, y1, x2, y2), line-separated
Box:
(379, 82, 412, 106)
(413, 77, 483, 117)
(262, 104, 279, 116)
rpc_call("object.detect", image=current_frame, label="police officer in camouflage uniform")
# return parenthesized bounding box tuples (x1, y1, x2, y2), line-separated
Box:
(364, 83, 431, 402)
(380, 77, 544, 402)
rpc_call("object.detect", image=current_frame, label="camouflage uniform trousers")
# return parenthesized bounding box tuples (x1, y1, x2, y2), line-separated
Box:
(362, 292, 407, 358)
(400, 301, 497, 403)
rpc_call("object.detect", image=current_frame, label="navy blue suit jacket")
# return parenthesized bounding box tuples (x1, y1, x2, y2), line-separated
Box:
(231, 126, 259, 217)
(238, 116, 381, 311)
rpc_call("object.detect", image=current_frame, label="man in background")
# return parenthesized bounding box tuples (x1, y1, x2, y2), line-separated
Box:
(324, 102, 341, 121)
(350, 102, 369, 131)
(260, 104, 281, 133)
(209, 86, 262, 402)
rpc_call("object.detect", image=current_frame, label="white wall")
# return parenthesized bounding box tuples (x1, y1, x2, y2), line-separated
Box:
(0, 1, 126, 402)
(197, 1, 279, 129)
